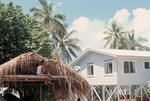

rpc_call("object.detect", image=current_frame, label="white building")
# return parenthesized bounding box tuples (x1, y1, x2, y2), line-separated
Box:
(71, 48, 150, 101)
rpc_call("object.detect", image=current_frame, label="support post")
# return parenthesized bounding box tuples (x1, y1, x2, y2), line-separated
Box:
(92, 86, 102, 101)
(91, 87, 93, 101)
(106, 85, 118, 101)
(102, 85, 105, 101)
(105, 86, 114, 101)
(40, 83, 42, 101)
(143, 86, 150, 100)
(52, 84, 56, 101)
(129, 85, 131, 99)
(132, 85, 140, 98)
(68, 78, 72, 101)
(141, 86, 143, 101)
(117, 85, 119, 101)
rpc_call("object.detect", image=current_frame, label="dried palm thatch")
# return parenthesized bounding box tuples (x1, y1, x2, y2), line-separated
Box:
(0, 52, 92, 101)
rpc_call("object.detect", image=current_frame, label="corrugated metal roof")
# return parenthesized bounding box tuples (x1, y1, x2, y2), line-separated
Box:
(98, 49, 150, 57)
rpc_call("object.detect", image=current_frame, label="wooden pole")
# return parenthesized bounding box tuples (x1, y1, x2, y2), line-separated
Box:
(102, 85, 105, 101)
(141, 86, 143, 101)
(92, 86, 102, 101)
(129, 85, 131, 99)
(68, 78, 72, 101)
(91, 87, 93, 101)
(117, 85, 119, 101)
(40, 83, 42, 101)
(52, 84, 56, 101)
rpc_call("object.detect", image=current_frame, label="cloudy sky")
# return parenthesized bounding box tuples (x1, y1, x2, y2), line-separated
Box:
(4, 0, 150, 50)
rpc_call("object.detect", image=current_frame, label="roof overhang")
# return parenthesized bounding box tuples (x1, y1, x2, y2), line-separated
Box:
(70, 48, 117, 66)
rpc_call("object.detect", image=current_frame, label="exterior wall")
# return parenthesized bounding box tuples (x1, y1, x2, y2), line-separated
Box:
(77, 52, 118, 85)
(73, 51, 150, 86)
(117, 56, 150, 85)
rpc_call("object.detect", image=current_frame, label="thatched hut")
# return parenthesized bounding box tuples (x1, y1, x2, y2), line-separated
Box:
(0, 52, 91, 101)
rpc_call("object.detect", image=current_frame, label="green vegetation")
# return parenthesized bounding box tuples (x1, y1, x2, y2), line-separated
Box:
(30, 21, 52, 58)
(30, 0, 81, 64)
(0, 1, 81, 100)
(120, 30, 149, 50)
(0, 0, 81, 64)
(56, 30, 81, 64)
(103, 20, 126, 49)
(1, 0, 149, 65)
(0, 2, 33, 64)
(103, 20, 150, 50)
(30, 0, 66, 36)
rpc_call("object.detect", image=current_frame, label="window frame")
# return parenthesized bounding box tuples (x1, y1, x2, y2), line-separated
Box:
(123, 61, 136, 74)
(87, 63, 94, 76)
(144, 61, 150, 70)
(104, 61, 113, 74)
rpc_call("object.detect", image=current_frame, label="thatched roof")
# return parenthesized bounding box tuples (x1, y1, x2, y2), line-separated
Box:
(0, 52, 91, 101)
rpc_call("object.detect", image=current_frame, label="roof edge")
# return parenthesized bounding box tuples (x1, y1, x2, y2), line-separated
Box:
(69, 48, 117, 66)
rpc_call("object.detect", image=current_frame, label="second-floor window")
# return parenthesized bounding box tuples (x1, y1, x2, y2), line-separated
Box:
(144, 62, 150, 69)
(87, 63, 94, 76)
(104, 62, 113, 74)
(124, 61, 135, 73)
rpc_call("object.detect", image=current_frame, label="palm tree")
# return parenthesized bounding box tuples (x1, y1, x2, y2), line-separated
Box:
(30, 0, 81, 63)
(30, 0, 66, 48)
(103, 20, 126, 49)
(55, 30, 81, 64)
(122, 30, 149, 50)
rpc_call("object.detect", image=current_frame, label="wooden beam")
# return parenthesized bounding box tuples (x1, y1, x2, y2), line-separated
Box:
(2, 75, 81, 83)
(3, 75, 49, 81)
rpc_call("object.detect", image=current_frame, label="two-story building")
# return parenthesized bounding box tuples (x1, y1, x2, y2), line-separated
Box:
(71, 48, 150, 101)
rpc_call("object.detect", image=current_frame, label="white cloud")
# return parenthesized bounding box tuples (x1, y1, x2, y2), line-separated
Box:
(132, 8, 150, 34)
(69, 17, 105, 50)
(72, 17, 90, 33)
(111, 8, 150, 46)
(113, 9, 130, 24)
(70, 8, 150, 50)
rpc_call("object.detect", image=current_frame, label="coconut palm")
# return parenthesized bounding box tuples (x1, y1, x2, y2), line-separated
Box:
(30, 0, 81, 63)
(55, 30, 81, 64)
(122, 30, 149, 50)
(103, 20, 126, 49)
(30, 0, 66, 48)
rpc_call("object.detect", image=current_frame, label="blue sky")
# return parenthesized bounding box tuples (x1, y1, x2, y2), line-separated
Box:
(3, 0, 150, 50)
(3, 0, 150, 24)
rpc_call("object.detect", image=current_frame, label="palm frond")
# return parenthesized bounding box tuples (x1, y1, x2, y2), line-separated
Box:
(54, 13, 66, 22)
(103, 20, 127, 49)
(137, 37, 148, 43)
(47, 3, 53, 15)
(103, 36, 112, 48)
(103, 36, 110, 41)
(50, 19, 66, 34)
(30, 7, 45, 19)
(61, 46, 72, 64)
(68, 44, 81, 52)
(43, 15, 50, 25)
(142, 46, 150, 51)
(65, 38, 80, 45)
(68, 47, 78, 58)
(30, 7, 41, 13)
(64, 30, 77, 40)
(38, 0, 48, 12)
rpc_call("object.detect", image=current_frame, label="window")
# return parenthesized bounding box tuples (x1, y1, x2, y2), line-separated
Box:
(144, 62, 150, 69)
(87, 64, 94, 75)
(104, 62, 113, 74)
(124, 61, 135, 73)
